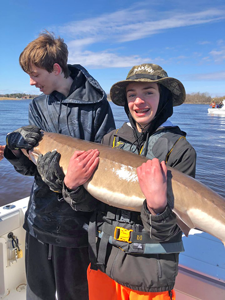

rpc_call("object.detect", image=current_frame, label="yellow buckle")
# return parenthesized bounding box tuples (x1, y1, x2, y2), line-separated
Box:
(114, 227, 133, 243)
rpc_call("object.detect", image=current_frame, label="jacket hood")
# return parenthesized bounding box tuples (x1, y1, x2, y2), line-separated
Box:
(53, 64, 107, 105)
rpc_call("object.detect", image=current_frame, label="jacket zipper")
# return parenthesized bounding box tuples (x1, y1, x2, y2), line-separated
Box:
(157, 255, 162, 278)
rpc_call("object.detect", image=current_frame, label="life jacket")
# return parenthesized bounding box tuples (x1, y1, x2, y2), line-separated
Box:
(89, 126, 186, 270)
(112, 125, 186, 162)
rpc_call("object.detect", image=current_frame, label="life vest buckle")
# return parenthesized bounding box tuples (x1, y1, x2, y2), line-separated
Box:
(114, 227, 133, 243)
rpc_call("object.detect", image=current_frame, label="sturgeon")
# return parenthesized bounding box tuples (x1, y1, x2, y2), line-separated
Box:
(23, 131, 225, 245)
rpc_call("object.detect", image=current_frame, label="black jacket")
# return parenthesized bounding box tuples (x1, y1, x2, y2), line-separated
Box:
(5, 64, 115, 248)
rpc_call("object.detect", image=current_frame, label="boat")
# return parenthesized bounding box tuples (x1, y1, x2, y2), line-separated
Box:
(208, 100, 225, 115)
(0, 197, 27, 300)
(0, 198, 225, 300)
(175, 230, 225, 299)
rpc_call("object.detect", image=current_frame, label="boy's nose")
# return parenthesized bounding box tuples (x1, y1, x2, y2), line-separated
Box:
(30, 78, 36, 85)
(134, 96, 145, 104)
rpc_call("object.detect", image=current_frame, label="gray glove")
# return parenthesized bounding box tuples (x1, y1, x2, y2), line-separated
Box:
(37, 150, 65, 193)
(6, 125, 41, 150)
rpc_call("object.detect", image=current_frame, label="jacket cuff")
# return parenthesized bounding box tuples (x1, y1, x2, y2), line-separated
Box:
(141, 200, 172, 220)
(141, 200, 180, 242)
(4, 146, 35, 169)
(62, 183, 97, 212)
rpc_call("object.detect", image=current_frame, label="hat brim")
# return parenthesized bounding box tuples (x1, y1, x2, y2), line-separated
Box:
(110, 77, 186, 107)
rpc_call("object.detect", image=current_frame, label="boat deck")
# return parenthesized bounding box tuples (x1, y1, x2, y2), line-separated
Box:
(175, 229, 225, 299)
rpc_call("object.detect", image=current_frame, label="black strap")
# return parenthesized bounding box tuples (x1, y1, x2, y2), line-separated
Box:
(127, 74, 163, 80)
(88, 211, 98, 269)
(96, 233, 110, 271)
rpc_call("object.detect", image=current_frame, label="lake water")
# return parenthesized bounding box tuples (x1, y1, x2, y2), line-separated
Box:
(0, 100, 225, 206)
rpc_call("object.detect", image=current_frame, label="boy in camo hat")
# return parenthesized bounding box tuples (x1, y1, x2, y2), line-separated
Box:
(63, 63, 196, 300)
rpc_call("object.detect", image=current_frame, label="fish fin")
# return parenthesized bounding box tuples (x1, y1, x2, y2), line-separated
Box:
(172, 209, 194, 237)
(176, 217, 191, 237)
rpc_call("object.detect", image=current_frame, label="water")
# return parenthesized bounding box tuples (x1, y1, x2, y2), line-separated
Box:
(0, 100, 225, 206)
(0, 100, 33, 205)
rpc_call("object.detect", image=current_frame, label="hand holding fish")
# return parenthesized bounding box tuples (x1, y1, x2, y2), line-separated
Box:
(137, 158, 167, 215)
(6, 125, 42, 158)
(64, 149, 100, 190)
(6, 125, 41, 150)
(37, 150, 65, 193)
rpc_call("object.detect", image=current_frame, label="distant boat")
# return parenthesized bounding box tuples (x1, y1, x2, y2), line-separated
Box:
(208, 100, 225, 115)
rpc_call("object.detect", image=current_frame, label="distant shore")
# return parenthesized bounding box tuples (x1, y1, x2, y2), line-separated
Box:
(0, 98, 211, 104)
(0, 97, 31, 101)
(1, 97, 222, 105)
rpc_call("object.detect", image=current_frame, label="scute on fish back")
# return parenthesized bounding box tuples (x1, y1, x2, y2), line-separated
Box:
(23, 131, 225, 245)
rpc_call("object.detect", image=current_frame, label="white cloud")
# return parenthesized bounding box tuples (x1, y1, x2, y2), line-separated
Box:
(58, 6, 225, 68)
(217, 39, 224, 45)
(198, 41, 211, 45)
(202, 56, 211, 61)
(67, 38, 98, 50)
(210, 47, 225, 62)
(58, 8, 225, 46)
(185, 71, 225, 80)
(68, 50, 151, 68)
(117, 9, 225, 42)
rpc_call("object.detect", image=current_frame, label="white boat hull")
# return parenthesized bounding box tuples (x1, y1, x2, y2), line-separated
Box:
(0, 198, 28, 300)
(208, 108, 225, 115)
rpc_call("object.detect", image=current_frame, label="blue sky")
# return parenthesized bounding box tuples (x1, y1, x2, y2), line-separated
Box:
(1, 0, 224, 97)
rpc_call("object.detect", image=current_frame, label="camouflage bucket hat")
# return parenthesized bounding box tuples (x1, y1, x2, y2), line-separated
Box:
(110, 63, 186, 107)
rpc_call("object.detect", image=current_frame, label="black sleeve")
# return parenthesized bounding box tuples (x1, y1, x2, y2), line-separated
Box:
(4, 146, 37, 176)
(62, 184, 97, 212)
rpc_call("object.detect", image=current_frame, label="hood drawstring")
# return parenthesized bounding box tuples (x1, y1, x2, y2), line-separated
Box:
(143, 131, 150, 157)
(58, 99, 63, 134)
(48, 244, 53, 260)
(66, 103, 72, 136)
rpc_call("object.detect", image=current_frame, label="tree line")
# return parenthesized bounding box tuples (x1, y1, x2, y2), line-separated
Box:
(185, 93, 225, 104)
(1, 92, 224, 104)
(0, 93, 39, 99)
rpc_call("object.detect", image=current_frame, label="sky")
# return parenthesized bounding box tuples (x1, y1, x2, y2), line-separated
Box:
(0, 0, 225, 97)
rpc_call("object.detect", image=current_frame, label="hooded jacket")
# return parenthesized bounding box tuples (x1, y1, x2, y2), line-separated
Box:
(63, 82, 197, 292)
(5, 64, 115, 248)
